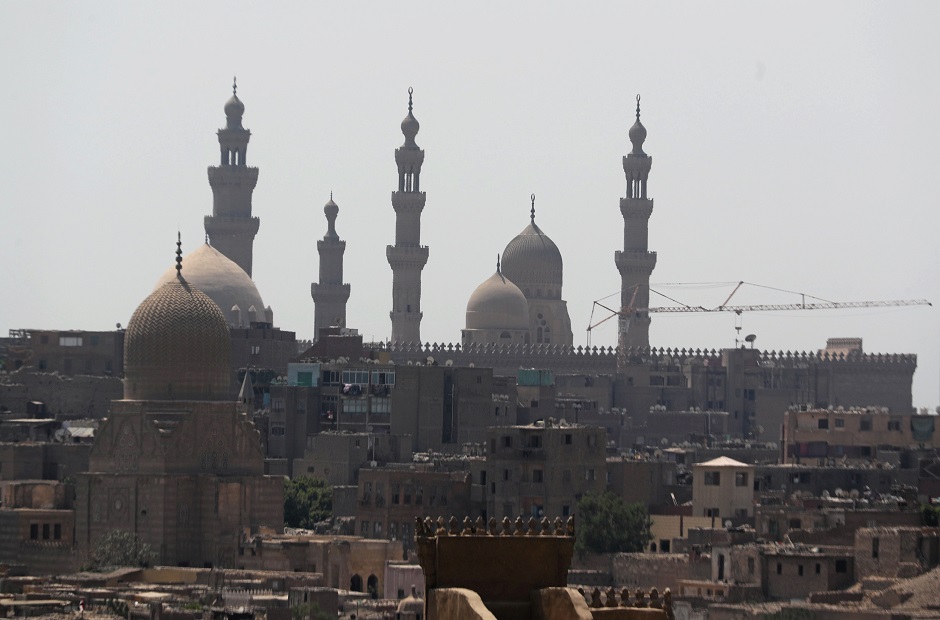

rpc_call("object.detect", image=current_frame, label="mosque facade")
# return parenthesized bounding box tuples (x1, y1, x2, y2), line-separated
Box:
(74, 240, 283, 568)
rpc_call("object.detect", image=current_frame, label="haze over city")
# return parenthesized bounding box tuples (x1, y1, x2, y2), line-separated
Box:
(1, 1, 937, 406)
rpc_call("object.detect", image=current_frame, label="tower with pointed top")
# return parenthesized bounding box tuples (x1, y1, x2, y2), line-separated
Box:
(387, 88, 429, 344)
(615, 95, 657, 350)
(205, 79, 261, 277)
(311, 195, 351, 339)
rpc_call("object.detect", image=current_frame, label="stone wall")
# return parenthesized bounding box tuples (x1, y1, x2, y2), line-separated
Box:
(0, 370, 121, 417)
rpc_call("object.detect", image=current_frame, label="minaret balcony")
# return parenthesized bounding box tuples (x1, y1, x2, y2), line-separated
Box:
(386, 245, 429, 268)
(311, 282, 351, 302)
(615, 250, 657, 272)
(391, 191, 427, 211)
(619, 198, 654, 219)
(204, 215, 260, 236)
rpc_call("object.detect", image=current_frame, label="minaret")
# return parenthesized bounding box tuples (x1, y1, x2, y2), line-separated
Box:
(311, 194, 351, 339)
(205, 77, 261, 276)
(386, 87, 429, 344)
(615, 95, 657, 349)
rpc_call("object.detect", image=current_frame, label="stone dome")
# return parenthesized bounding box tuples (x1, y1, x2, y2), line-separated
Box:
(224, 94, 245, 120)
(401, 88, 420, 147)
(629, 117, 647, 156)
(154, 244, 267, 327)
(465, 269, 530, 331)
(501, 221, 564, 297)
(124, 277, 232, 401)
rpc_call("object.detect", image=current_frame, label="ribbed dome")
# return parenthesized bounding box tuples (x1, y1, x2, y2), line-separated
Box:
(124, 278, 232, 401)
(501, 221, 564, 296)
(154, 244, 267, 327)
(465, 270, 530, 331)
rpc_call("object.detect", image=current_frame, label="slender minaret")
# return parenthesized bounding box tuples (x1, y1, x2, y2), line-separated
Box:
(386, 87, 428, 343)
(311, 194, 351, 339)
(615, 95, 657, 349)
(205, 77, 261, 276)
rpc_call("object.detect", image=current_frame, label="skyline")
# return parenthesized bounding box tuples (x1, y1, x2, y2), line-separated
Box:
(1, 2, 937, 407)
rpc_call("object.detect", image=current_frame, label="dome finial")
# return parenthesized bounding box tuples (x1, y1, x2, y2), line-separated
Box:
(233, 76, 237, 97)
(205, 232, 209, 245)
(175, 231, 183, 276)
(497, 254, 501, 273)
(408, 86, 414, 113)
(530, 193, 536, 224)
(635, 94, 641, 121)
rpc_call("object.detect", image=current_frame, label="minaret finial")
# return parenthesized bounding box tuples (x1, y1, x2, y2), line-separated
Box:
(408, 86, 413, 113)
(176, 232, 183, 275)
(233, 76, 238, 97)
(330, 190, 333, 200)
(205, 232, 209, 245)
(530, 193, 536, 223)
(635, 94, 641, 121)
(497, 254, 501, 273)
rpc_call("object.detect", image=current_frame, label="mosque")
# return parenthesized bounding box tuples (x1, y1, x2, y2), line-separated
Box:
(141, 83, 913, 446)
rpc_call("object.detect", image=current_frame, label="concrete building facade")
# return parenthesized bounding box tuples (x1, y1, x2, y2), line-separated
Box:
(692, 457, 755, 520)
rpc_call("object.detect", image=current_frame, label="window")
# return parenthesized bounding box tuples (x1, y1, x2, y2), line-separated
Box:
(503, 469, 510, 481)
(704, 471, 721, 486)
(533, 469, 543, 483)
(503, 503, 513, 518)
(565, 434, 572, 445)
(562, 505, 570, 517)
(528, 435, 542, 448)
(735, 472, 748, 487)
(776, 562, 782, 575)
(374, 522, 382, 535)
(30, 524, 38, 539)
(706, 508, 720, 517)
(888, 419, 901, 431)
(361, 521, 369, 535)
(835, 560, 847, 573)
(872, 537, 880, 559)
(54, 524, 61, 540)
(59, 336, 83, 347)
(817, 418, 829, 429)
(815, 563, 821, 574)
(502, 436, 512, 447)
(835, 418, 844, 428)
(734, 508, 748, 518)
(789, 518, 802, 529)
(490, 438, 496, 453)
(588, 434, 597, 448)
(748, 558, 755, 575)
(586, 468, 596, 481)
(371, 370, 395, 386)
(860, 418, 872, 431)
(798, 564, 804, 576)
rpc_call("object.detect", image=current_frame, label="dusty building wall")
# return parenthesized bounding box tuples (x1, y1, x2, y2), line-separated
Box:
(855, 527, 940, 579)
(0, 370, 121, 418)
(610, 553, 700, 593)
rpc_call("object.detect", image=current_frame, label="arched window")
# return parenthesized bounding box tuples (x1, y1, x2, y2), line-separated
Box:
(367, 574, 379, 599)
(350, 574, 363, 592)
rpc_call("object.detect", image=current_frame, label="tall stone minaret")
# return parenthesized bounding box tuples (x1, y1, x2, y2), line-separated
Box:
(311, 195, 351, 340)
(615, 95, 657, 349)
(205, 78, 260, 277)
(386, 88, 428, 344)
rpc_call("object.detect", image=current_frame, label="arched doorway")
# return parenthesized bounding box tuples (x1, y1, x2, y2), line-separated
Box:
(367, 574, 378, 599)
(350, 574, 362, 592)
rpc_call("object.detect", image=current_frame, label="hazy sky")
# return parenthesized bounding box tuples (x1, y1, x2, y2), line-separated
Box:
(2, 2, 938, 407)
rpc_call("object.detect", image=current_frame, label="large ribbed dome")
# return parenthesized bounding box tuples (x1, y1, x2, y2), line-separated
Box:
(154, 244, 267, 327)
(124, 277, 232, 401)
(501, 221, 564, 297)
(465, 270, 530, 331)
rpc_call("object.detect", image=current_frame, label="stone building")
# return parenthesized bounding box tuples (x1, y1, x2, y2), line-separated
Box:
(854, 526, 940, 580)
(387, 88, 428, 345)
(25, 330, 124, 377)
(691, 457, 755, 520)
(461, 260, 531, 347)
(485, 422, 606, 520)
(0, 480, 77, 575)
(74, 243, 283, 568)
(310, 195, 351, 339)
(204, 79, 260, 277)
(782, 405, 938, 465)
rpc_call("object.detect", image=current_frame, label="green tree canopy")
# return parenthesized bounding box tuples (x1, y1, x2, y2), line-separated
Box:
(284, 476, 333, 529)
(574, 492, 651, 558)
(89, 530, 156, 570)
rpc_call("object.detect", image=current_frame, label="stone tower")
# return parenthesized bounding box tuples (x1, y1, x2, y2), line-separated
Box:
(615, 95, 657, 349)
(387, 88, 428, 344)
(311, 195, 351, 339)
(205, 79, 261, 277)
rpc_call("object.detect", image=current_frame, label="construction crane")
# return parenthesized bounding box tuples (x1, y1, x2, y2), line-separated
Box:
(585, 281, 932, 347)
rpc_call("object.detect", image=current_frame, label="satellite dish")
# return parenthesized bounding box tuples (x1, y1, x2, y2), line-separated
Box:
(53, 428, 70, 443)
(661, 438, 669, 446)
(745, 334, 756, 343)
(834, 488, 844, 498)
(849, 489, 860, 499)
(724, 520, 732, 529)
(427, 356, 435, 365)
(822, 490, 830, 498)
(445, 360, 454, 367)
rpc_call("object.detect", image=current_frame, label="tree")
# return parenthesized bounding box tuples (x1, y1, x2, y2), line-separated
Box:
(291, 602, 331, 620)
(284, 476, 333, 529)
(574, 492, 651, 558)
(89, 530, 155, 570)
